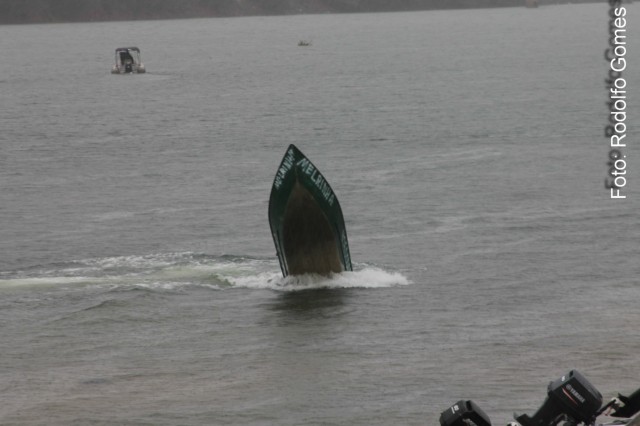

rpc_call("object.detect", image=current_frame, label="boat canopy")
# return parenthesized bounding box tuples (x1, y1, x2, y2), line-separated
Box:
(115, 47, 141, 53)
(114, 47, 142, 64)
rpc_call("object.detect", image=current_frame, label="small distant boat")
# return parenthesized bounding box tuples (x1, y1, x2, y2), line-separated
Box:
(525, 0, 539, 7)
(298, 40, 311, 47)
(111, 47, 146, 74)
(268, 144, 352, 277)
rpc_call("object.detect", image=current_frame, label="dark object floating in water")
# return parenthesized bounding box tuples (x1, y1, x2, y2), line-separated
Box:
(111, 47, 146, 74)
(298, 40, 311, 46)
(268, 144, 352, 277)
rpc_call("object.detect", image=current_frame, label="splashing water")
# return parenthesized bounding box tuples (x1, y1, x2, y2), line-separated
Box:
(0, 252, 410, 292)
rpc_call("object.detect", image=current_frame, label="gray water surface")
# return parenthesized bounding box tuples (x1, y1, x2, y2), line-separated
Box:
(1, 4, 638, 425)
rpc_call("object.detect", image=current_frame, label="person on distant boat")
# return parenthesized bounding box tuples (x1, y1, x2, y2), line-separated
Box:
(120, 51, 133, 65)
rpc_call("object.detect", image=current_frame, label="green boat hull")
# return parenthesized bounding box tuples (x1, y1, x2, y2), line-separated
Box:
(268, 144, 352, 277)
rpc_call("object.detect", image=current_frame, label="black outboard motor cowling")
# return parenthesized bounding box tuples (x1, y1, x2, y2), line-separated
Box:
(516, 370, 603, 426)
(440, 400, 492, 426)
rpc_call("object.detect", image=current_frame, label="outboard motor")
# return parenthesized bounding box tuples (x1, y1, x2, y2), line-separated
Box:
(440, 400, 492, 426)
(515, 370, 602, 426)
(125, 62, 133, 73)
(610, 387, 640, 418)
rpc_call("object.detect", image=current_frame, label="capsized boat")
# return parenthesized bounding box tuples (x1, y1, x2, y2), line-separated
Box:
(268, 144, 352, 277)
(111, 47, 146, 74)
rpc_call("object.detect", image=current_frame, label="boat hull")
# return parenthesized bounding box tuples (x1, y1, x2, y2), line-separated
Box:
(111, 65, 146, 74)
(268, 144, 352, 277)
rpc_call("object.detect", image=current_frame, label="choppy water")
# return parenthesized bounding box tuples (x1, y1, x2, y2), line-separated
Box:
(1, 4, 639, 425)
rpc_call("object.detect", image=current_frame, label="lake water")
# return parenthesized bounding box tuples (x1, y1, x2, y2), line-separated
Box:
(1, 4, 638, 425)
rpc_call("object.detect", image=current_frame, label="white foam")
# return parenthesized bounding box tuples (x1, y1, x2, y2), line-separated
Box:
(226, 267, 410, 292)
(0, 254, 410, 293)
(0, 276, 113, 288)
